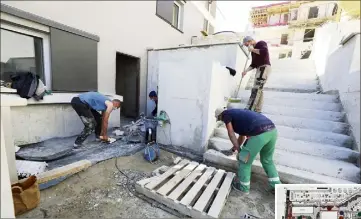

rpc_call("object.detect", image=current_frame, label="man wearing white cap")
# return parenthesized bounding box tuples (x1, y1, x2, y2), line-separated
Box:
(215, 107, 281, 194)
(242, 36, 271, 113)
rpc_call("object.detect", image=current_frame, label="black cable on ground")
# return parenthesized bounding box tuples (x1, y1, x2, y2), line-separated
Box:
(114, 157, 187, 218)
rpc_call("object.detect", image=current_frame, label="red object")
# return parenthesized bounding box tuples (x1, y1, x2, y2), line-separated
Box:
(339, 216, 344, 219)
(327, 206, 333, 211)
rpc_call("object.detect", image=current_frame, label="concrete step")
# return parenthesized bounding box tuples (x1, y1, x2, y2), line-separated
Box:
(204, 150, 358, 184)
(214, 126, 353, 148)
(237, 90, 339, 103)
(264, 114, 349, 134)
(264, 83, 320, 93)
(220, 113, 348, 134)
(227, 103, 345, 122)
(209, 137, 359, 163)
(237, 93, 342, 112)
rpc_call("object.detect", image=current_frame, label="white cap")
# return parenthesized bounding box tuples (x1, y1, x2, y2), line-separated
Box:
(215, 107, 226, 119)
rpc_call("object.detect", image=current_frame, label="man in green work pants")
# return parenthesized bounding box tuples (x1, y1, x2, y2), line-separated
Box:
(215, 107, 281, 194)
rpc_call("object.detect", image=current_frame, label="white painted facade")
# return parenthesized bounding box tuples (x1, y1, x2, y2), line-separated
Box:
(312, 19, 361, 152)
(1, 1, 216, 114)
(148, 43, 248, 153)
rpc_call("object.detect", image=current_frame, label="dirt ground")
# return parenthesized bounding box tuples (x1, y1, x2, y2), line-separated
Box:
(20, 150, 275, 218)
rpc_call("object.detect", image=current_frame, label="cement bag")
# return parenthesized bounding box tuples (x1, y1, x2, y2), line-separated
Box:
(11, 175, 40, 216)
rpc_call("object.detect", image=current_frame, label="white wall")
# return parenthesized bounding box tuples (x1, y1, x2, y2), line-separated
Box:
(151, 44, 247, 153)
(2, 1, 214, 115)
(312, 20, 360, 151)
(297, 1, 338, 21)
(1, 119, 15, 218)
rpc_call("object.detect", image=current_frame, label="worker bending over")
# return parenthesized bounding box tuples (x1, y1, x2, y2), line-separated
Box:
(215, 107, 281, 194)
(71, 91, 121, 147)
(149, 90, 158, 117)
(242, 36, 271, 113)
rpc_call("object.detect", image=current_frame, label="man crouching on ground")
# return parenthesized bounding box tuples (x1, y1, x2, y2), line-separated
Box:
(71, 91, 121, 147)
(215, 107, 281, 194)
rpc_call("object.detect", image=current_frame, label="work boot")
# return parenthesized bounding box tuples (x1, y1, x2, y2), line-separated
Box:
(232, 180, 250, 195)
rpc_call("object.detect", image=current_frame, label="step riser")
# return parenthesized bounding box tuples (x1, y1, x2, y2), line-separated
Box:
(204, 150, 358, 184)
(227, 103, 345, 122)
(209, 137, 359, 164)
(238, 91, 339, 103)
(214, 127, 353, 148)
(220, 114, 348, 134)
(249, 87, 319, 93)
(264, 114, 348, 134)
(236, 97, 341, 112)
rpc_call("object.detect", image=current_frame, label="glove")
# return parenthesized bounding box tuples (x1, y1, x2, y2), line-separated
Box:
(248, 45, 254, 52)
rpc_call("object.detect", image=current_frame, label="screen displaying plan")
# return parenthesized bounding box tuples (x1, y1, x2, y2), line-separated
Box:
(276, 185, 361, 219)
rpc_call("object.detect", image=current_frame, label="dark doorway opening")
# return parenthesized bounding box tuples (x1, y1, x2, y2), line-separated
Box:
(116, 52, 140, 118)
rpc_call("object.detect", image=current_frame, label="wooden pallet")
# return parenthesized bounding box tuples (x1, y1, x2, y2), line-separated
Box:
(135, 159, 235, 218)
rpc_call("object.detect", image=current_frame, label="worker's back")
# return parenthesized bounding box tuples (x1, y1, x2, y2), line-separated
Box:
(79, 92, 110, 111)
(222, 109, 274, 136)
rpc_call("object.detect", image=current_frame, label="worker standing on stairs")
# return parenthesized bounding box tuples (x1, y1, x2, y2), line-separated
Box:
(242, 36, 271, 113)
(71, 92, 121, 147)
(215, 107, 281, 194)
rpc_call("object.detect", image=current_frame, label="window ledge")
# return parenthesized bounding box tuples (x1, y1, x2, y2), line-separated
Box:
(0, 92, 123, 106)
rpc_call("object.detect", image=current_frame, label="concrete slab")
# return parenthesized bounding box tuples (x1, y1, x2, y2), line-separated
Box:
(238, 90, 339, 103)
(261, 114, 348, 134)
(228, 103, 345, 122)
(214, 126, 353, 148)
(204, 150, 359, 184)
(209, 137, 359, 163)
(237, 93, 342, 112)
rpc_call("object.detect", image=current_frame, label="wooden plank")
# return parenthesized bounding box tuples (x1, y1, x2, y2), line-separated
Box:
(136, 175, 159, 187)
(145, 159, 190, 190)
(135, 184, 211, 218)
(180, 167, 216, 206)
(207, 172, 235, 218)
(193, 169, 225, 212)
(157, 161, 199, 196)
(168, 164, 207, 201)
(36, 160, 91, 184)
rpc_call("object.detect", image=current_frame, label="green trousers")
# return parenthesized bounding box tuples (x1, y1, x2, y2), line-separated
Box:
(237, 129, 281, 192)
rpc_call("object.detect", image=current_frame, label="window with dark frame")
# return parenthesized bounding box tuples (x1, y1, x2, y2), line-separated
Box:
(303, 29, 315, 42)
(280, 34, 288, 45)
(156, 0, 183, 31)
(283, 13, 289, 23)
(308, 6, 319, 19)
(0, 28, 44, 84)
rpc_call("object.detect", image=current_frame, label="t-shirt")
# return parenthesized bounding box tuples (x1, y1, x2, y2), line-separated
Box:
(221, 109, 275, 136)
(249, 41, 271, 69)
(79, 92, 110, 111)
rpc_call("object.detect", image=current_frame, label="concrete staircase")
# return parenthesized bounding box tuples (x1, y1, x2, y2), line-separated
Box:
(205, 59, 360, 184)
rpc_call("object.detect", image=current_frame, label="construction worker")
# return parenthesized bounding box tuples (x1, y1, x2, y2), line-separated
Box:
(71, 91, 121, 147)
(149, 90, 158, 117)
(215, 107, 281, 194)
(242, 36, 271, 113)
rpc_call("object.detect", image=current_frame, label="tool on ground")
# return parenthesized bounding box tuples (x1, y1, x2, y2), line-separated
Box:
(143, 142, 160, 163)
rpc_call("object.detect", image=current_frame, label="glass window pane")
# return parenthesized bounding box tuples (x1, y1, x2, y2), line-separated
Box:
(172, 3, 179, 28)
(0, 28, 44, 83)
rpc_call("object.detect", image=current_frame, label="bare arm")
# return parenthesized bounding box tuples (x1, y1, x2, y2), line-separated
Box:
(225, 122, 239, 151)
(100, 101, 113, 138)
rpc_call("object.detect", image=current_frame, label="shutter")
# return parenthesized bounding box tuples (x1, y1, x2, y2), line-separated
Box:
(50, 27, 97, 92)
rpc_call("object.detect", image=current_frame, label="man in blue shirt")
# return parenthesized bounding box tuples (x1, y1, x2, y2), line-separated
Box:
(215, 107, 281, 194)
(149, 90, 158, 117)
(71, 92, 121, 147)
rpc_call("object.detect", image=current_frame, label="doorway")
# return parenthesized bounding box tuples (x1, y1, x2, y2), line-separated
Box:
(115, 52, 140, 118)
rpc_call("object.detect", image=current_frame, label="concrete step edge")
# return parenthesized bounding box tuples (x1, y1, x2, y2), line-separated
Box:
(209, 137, 359, 163)
(204, 150, 359, 184)
(228, 103, 346, 122)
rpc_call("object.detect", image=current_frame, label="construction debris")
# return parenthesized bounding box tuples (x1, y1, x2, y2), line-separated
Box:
(16, 160, 48, 178)
(112, 130, 124, 136)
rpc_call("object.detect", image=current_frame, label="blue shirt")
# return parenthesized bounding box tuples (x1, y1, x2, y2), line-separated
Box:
(222, 109, 275, 136)
(79, 92, 110, 111)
